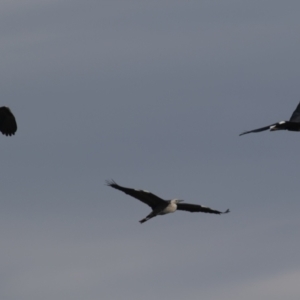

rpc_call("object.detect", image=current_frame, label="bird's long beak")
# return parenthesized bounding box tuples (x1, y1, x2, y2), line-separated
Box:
(178, 200, 184, 203)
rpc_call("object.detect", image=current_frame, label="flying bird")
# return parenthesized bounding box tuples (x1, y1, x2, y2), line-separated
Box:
(0, 106, 17, 136)
(106, 180, 229, 224)
(240, 102, 300, 136)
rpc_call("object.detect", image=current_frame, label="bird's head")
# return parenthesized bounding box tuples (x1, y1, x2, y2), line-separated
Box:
(270, 125, 279, 131)
(170, 199, 184, 204)
(270, 121, 286, 131)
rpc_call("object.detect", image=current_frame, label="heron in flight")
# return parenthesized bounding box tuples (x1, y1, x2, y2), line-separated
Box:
(106, 180, 229, 224)
(0, 107, 17, 136)
(240, 102, 300, 136)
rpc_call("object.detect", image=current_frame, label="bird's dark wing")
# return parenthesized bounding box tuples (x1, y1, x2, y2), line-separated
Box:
(177, 203, 230, 214)
(0, 107, 17, 136)
(239, 123, 277, 136)
(289, 102, 300, 122)
(106, 180, 166, 209)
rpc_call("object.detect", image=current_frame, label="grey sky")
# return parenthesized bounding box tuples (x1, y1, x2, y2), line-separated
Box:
(1, 1, 300, 299)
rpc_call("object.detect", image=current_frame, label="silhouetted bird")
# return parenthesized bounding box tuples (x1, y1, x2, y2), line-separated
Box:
(240, 102, 300, 136)
(0, 107, 17, 136)
(106, 180, 229, 224)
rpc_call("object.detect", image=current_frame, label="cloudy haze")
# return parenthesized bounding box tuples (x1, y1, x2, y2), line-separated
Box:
(1, 1, 300, 299)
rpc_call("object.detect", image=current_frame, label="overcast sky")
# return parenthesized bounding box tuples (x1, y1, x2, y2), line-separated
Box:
(1, 1, 300, 299)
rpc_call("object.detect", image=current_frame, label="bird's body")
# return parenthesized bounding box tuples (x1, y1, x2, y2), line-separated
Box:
(159, 199, 178, 214)
(139, 199, 180, 223)
(270, 121, 300, 132)
(240, 102, 300, 136)
(106, 180, 229, 224)
(0, 106, 17, 136)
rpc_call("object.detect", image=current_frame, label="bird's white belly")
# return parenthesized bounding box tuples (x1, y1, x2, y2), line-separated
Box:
(159, 203, 177, 215)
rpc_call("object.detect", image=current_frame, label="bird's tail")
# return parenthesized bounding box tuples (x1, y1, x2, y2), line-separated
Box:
(223, 209, 230, 214)
(139, 215, 154, 223)
(139, 213, 155, 224)
(139, 217, 149, 224)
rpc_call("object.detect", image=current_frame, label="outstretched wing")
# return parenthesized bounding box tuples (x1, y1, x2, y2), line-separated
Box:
(289, 102, 300, 122)
(106, 180, 166, 209)
(0, 107, 17, 136)
(177, 202, 230, 214)
(239, 123, 277, 136)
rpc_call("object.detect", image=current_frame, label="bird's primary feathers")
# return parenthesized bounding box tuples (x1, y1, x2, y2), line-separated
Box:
(0, 107, 17, 136)
(106, 180, 229, 224)
(240, 102, 300, 136)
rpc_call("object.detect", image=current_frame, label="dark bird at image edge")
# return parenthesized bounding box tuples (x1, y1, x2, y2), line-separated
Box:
(240, 101, 300, 136)
(0, 106, 17, 136)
